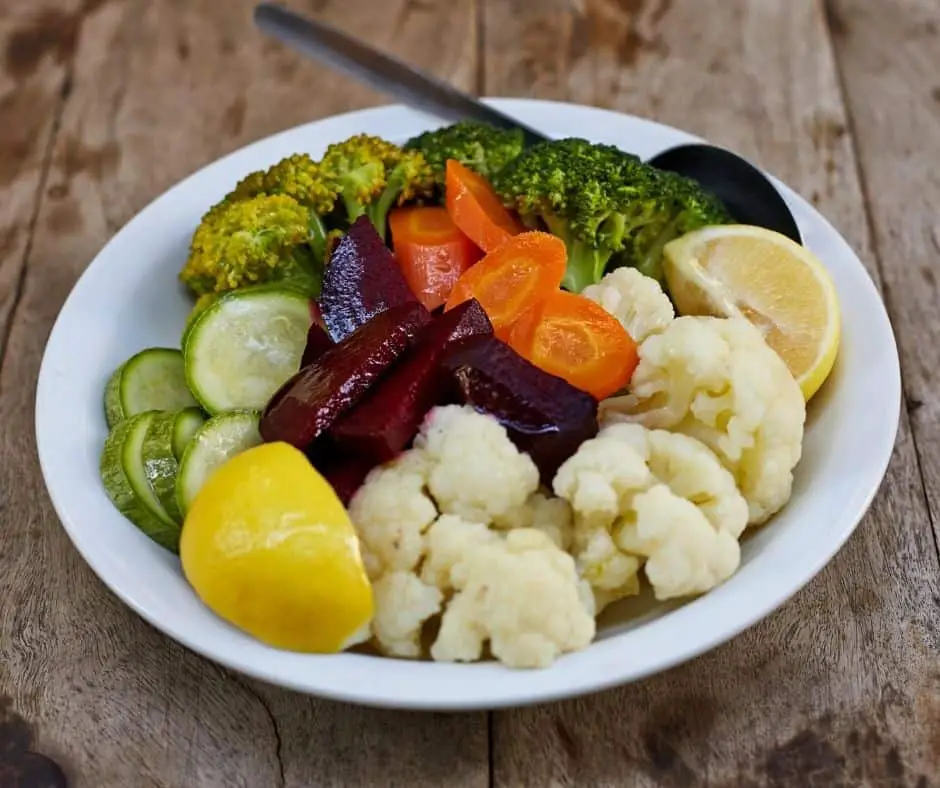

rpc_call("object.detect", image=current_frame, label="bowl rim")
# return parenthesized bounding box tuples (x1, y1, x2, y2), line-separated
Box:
(35, 97, 901, 710)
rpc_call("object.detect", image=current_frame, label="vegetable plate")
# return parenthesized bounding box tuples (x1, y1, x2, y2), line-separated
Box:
(35, 99, 901, 710)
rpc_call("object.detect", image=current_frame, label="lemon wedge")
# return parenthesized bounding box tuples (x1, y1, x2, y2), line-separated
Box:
(663, 224, 841, 401)
(180, 442, 373, 653)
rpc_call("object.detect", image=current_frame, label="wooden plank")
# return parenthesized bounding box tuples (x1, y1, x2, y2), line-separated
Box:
(0, 1, 487, 786)
(483, 0, 940, 784)
(0, 0, 75, 361)
(827, 0, 940, 549)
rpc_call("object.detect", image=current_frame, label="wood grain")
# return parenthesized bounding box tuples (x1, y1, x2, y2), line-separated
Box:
(828, 0, 940, 550)
(483, 0, 940, 785)
(0, 1, 486, 786)
(0, 0, 75, 362)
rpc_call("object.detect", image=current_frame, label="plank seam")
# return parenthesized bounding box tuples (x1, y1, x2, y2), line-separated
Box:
(0, 73, 73, 381)
(223, 668, 287, 788)
(822, 0, 940, 563)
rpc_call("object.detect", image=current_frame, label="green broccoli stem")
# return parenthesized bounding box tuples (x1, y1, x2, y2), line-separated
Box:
(365, 181, 403, 241)
(307, 212, 330, 263)
(635, 214, 683, 283)
(543, 214, 611, 293)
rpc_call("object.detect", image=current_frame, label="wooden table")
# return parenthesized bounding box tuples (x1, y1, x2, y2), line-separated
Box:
(1, 0, 938, 785)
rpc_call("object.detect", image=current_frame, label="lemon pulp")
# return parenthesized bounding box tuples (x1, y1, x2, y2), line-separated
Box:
(663, 224, 841, 401)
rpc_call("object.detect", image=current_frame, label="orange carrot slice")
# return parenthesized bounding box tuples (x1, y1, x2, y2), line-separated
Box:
(444, 231, 567, 340)
(445, 159, 525, 253)
(507, 290, 638, 399)
(389, 206, 483, 311)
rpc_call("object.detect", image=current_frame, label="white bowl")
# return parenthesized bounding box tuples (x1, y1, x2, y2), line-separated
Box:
(35, 99, 901, 710)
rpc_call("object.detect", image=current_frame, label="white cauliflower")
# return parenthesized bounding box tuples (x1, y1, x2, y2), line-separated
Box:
(370, 572, 443, 658)
(431, 529, 596, 668)
(600, 316, 805, 524)
(349, 405, 594, 667)
(604, 422, 748, 539)
(421, 514, 496, 592)
(348, 451, 437, 579)
(493, 492, 575, 551)
(414, 404, 539, 521)
(582, 267, 675, 343)
(553, 422, 747, 603)
(616, 486, 741, 600)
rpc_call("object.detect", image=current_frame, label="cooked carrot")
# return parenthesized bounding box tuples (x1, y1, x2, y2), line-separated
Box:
(389, 206, 483, 311)
(444, 231, 567, 339)
(507, 290, 638, 399)
(445, 159, 525, 253)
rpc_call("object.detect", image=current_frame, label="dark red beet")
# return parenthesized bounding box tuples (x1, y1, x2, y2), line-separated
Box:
(300, 323, 334, 368)
(322, 455, 374, 505)
(441, 336, 599, 483)
(319, 215, 418, 342)
(260, 301, 431, 449)
(330, 299, 493, 463)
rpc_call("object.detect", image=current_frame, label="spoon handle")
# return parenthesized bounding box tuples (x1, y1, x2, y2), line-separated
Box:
(253, 3, 550, 147)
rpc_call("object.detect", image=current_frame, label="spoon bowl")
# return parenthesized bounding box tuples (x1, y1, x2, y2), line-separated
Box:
(647, 143, 803, 244)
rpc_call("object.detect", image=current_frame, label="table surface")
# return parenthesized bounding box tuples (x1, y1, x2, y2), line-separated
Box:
(1, 0, 939, 785)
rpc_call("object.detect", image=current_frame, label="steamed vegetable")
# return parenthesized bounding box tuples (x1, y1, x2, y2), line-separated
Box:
(404, 120, 525, 190)
(507, 290, 638, 400)
(445, 160, 525, 253)
(493, 137, 734, 290)
(444, 231, 566, 339)
(179, 195, 324, 298)
(389, 206, 482, 311)
(330, 299, 493, 464)
(349, 405, 596, 668)
(259, 302, 432, 450)
(319, 215, 420, 342)
(441, 335, 599, 484)
(600, 316, 806, 525)
(318, 133, 436, 240)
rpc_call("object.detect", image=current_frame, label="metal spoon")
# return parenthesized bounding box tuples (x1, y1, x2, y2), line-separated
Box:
(253, 2, 803, 244)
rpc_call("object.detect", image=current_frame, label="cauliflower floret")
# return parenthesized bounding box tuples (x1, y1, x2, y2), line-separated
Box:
(493, 492, 575, 551)
(415, 405, 540, 522)
(600, 316, 805, 524)
(351, 405, 593, 668)
(553, 421, 747, 604)
(599, 422, 748, 539)
(582, 267, 675, 343)
(552, 434, 653, 528)
(348, 451, 437, 579)
(573, 523, 641, 602)
(421, 514, 496, 592)
(371, 571, 443, 658)
(431, 530, 596, 668)
(616, 486, 740, 600)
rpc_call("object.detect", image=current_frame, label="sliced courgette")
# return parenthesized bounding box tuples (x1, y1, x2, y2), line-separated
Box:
(182, 286, 312, 415)
(176, 410, 263, 515)
(100, 411, 181, 553)
(104, 348, 199, 426)
(141, 412, 183, 524)
(171, 407, 206, 462)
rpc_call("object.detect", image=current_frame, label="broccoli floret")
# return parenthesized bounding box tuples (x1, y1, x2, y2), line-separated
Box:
(403, 120, 525, 189)
(622, 169, 734, 282)
(180, 194, 322, 298)
(224, 153, 336, 262)
(318, 134, 435, 239)
(493, 138, 733, 291)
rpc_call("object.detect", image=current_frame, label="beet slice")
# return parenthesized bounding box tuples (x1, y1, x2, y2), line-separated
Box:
(330, 299, 493, 463)
(300, 323, 334, 369)
(319, 215, 418, 342)
(441, 336, 599, 483)
(260, 301, 431, 449)
(322, 456, 374, 505)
